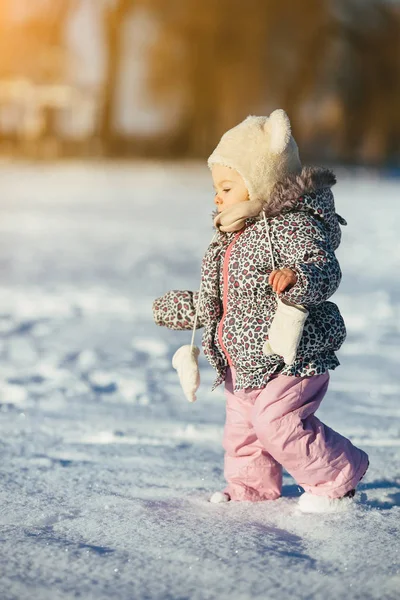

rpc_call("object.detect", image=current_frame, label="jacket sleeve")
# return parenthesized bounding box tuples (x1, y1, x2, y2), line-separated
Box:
(152, 290, 204, 330)
(275, 213, 342, 305)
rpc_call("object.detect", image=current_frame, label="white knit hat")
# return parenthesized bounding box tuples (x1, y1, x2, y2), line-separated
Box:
(208, 109, 301, 203)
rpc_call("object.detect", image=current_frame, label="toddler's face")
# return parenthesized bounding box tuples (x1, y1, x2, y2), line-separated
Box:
(212, 165, 249, 213)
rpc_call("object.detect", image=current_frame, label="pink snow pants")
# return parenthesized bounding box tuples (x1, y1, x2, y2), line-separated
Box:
(222, 367, 369, 501)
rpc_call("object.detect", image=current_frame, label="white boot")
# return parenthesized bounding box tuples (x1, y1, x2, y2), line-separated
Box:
(209, 491, 230, 504)
(297, 492, 354, 514)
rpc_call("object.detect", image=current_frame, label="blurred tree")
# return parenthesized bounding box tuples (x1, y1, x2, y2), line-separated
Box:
(143, 0, 400, 164)
(331, 1, 400, 164)
(142, 0, 334, 157)
(145, 0, 272, 155)
(101, 0, 133, 152)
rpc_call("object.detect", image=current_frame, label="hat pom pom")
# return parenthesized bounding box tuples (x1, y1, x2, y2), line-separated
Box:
(172, 345, 201, 402)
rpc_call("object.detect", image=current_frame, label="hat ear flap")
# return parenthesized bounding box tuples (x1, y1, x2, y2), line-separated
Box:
(264, 109, 292, 155)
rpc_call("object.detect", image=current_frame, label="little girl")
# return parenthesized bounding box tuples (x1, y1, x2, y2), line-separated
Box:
(153, 110, 369, 513)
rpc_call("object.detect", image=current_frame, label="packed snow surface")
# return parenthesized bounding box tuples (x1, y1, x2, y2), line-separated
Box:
(0, 161, 399, 600)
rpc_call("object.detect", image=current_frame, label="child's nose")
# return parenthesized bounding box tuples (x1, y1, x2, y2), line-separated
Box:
(214, 195, 222, 206)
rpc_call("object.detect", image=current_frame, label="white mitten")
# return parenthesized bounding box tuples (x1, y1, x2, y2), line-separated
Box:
(263, 297, 309, 365)
(172, 345, 201, 402)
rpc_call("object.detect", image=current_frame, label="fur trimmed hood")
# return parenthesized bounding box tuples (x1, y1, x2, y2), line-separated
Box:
(264, 166, 346, 251)
(265, 166, 337, 216)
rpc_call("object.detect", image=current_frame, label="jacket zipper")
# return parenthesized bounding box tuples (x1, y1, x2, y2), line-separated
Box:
(218, 230, 244, 367)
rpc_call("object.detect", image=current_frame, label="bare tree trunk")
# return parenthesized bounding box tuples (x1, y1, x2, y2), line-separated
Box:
(101, 0, 132, 154)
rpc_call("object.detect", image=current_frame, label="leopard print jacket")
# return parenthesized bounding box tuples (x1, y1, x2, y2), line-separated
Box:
(153, 167, 347, 391)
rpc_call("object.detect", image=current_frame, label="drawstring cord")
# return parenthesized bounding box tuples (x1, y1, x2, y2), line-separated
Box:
(263, 211, 276, 272)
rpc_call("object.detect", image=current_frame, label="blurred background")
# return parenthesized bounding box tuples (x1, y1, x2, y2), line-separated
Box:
(0, 0, 399, 166)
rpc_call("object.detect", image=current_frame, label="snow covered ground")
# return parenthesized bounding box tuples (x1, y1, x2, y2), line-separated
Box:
(0, 161, 399, 600)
